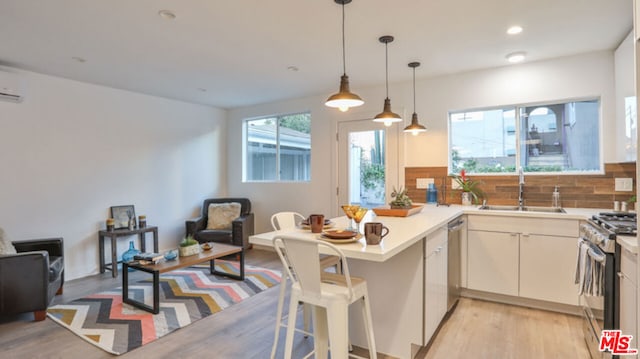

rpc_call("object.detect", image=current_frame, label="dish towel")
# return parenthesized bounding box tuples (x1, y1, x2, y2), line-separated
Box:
(575, 238, 605, 296)
(589, 250, 605, 296)
(575, 238, 590, 296)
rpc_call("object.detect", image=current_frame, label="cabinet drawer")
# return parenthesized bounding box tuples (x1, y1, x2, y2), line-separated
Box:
(467, 215, 578, 237)
(621, 247, 638, 286)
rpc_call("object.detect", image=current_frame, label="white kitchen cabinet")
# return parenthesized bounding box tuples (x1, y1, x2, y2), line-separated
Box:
(467, 230, 519, 296)
(619, 246, 638, 355)
(466, 215, 579, 305)
(424, 226, 448, 344)
(520, 234, 580, 305)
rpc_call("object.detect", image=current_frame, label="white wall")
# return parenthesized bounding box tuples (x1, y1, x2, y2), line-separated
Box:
(0, 67, 227, 280)
(615, 31, 636, 161)
(228, 51, 618, 233)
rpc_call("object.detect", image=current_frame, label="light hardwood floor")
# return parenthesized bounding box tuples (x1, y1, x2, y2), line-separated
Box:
(423, 298, 590, 359)
(0, 249, 590, 359)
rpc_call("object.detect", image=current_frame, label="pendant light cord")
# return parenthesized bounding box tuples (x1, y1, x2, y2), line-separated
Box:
(341, 1, 346, 75)
(385, 42, 389, 99)
(412, 66, 416, 113)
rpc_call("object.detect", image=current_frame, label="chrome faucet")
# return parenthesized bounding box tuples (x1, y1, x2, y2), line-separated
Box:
(518, 167, 525, 210)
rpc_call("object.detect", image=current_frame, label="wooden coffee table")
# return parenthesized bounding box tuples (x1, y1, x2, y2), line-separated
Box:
(122, 243, 244, 314)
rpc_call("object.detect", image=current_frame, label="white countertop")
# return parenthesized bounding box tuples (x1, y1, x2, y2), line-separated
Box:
(463, 205, 638, 253)
(462, 205, 603, 220)
(249, 204, 639, 259)
(250, 205, 462, 262)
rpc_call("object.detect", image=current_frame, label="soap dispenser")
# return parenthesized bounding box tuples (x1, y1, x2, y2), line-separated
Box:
(552, 186, 561, 208)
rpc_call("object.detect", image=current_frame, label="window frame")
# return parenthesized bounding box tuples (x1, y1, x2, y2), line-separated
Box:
(242, 111, 311, 183)
(448, 97, 604, 176)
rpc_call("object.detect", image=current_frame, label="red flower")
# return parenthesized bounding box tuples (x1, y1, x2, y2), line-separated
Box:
(453, 169, 483, 199)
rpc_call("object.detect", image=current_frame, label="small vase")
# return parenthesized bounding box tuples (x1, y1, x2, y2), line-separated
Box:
(122, 241, 141, 271)
(461, 192, 473, 206)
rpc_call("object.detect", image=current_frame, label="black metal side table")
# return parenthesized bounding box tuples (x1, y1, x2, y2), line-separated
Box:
(98, 226, 158, 278)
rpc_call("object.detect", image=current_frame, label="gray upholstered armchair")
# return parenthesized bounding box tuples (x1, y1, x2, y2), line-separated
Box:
(0, 238, 64, 321)
(185, 198, 254, 249)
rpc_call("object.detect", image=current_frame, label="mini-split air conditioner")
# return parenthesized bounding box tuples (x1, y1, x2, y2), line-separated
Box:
(0, 71, 25, 103)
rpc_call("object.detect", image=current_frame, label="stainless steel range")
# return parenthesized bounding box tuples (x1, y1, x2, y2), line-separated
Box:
(591, 212, 637, 236)
(578, 212, 635, 359)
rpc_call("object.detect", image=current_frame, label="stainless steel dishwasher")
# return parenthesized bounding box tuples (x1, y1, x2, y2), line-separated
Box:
(447, 216, 465, 312)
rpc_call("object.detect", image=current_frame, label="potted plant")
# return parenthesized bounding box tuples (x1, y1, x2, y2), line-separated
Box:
(179, 235, 200, 257)
(390, 186, 413, 209)
(452, 169, 484, 205)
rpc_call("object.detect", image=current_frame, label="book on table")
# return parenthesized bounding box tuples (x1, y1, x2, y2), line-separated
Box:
(134, 252, 163, 262)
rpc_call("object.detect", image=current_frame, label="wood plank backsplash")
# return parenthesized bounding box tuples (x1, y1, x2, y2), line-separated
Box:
(405, 163, 636, 209)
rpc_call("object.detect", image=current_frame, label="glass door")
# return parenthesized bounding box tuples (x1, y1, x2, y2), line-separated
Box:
(337, 120, 399, 210)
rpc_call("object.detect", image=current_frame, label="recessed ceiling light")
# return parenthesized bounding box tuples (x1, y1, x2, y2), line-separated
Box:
(71, 56, 86, 63)
(506, 52, 526, 63)
(158, 10, 176, 20)
(507, 26, 523, 35)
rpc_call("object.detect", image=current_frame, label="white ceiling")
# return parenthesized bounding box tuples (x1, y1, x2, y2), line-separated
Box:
(0, 0, 633, 109)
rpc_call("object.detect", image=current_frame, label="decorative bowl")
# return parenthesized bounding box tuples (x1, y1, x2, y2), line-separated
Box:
(373, 204, 424, 217)
(164, 249, 178, 261)
(201, 243, 212, 251)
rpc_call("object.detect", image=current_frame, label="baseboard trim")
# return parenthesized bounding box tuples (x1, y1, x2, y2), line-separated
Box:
(460, 288, 582, 316)
(251, 244, 275, 252)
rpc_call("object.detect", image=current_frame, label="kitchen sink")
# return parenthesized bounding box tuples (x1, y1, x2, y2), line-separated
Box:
(479, 205, 566, 213)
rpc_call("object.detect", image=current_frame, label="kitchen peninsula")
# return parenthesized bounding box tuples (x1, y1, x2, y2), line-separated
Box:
(249, 205, 617, 358)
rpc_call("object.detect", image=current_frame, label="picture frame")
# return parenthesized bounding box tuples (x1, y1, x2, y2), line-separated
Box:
(110, 205, 135, 230)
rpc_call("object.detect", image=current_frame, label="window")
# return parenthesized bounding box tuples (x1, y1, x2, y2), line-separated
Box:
(244, 112, 311, 181)
(449, 99, 601, 174)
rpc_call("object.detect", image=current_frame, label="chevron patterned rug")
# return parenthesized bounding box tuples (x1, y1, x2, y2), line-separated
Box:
(46, 261, 281, 355)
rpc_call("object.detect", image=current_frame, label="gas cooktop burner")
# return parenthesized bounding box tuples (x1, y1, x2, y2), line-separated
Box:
(592, 212, 637, 235)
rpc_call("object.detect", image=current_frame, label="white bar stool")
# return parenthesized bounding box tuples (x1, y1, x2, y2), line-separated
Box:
(269, 212, 342, 358)
(274, 235, 377, 359)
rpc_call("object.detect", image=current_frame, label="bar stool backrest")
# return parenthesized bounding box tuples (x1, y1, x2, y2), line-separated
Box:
(270, 212, 306, 230)
(273, 235, 353, 301)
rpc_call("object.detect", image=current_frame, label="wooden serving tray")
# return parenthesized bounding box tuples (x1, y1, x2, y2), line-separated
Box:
(372, 204, 424, 217)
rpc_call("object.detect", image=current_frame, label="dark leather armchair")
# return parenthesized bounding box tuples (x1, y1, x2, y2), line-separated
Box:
(0, 238, 64, 321)
(186, 198, 254, 249)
